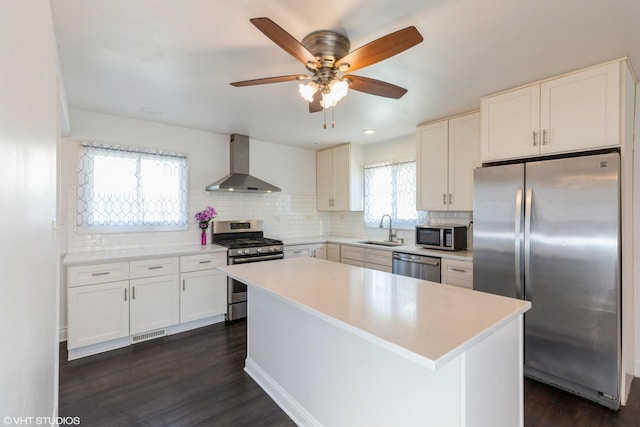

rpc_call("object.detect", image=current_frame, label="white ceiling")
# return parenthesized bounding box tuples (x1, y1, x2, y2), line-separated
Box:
(51, 0, 640, 148)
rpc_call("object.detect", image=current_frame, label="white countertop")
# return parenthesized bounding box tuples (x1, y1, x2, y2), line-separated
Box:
(284, 235, 473, 261)
(63, 244, 227, 265)
(219, 257, 529, 370)
(63, 234, 472, 266)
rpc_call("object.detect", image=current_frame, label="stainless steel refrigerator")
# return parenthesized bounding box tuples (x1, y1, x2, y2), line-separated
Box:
(473, 151, 620, 409)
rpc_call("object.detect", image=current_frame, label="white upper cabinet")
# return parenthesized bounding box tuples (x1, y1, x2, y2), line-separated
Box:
(417, 112, 480, 211)
(481, 61, 624, 162)
(316, 143, 364, 211)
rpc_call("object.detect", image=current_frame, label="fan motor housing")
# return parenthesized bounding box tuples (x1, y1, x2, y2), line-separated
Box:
(302, 30, 350, 68)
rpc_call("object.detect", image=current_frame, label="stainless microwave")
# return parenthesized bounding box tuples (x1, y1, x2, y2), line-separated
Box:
(415, 225, 467, 251)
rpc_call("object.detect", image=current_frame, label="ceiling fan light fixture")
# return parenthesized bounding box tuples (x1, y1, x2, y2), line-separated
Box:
(298, 81, 318, 102)
(320, 79, 349, 108)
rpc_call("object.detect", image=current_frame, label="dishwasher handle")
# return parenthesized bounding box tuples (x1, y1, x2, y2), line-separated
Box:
(392, 252, 440, 266)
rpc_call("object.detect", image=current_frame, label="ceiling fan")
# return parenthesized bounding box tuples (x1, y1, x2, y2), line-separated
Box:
(230, 18, 424, 114)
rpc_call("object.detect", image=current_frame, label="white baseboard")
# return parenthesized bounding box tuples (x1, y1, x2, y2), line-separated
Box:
(66, 315, 225, 360)
(67, 337, 131, 360)
(59, 327, 67, 342)
(166, 315, 225, 335)
(635, 359, 640, 377)
(244, 358, 321, 427)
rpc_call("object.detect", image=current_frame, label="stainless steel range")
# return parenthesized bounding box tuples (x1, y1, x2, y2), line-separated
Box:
(212, 220, 283, 321)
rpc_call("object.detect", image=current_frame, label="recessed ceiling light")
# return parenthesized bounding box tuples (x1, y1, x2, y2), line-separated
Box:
(139, 107, 163, 116)
(362, 129, 376, 135)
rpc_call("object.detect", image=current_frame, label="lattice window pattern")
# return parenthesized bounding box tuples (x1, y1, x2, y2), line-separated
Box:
(364, 159, 426, 229)
(77, 143, 188, 229)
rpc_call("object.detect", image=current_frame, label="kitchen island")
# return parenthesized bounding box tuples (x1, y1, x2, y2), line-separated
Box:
(219, 257, 530, 427)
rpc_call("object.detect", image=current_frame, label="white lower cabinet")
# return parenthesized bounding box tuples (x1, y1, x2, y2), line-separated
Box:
(326, 244, 340, 262)
(179, 252, 227, 323)
(67, 251, 228, 359)
(180, 270, 227, 323)
(340, 245, 365, 267)
(441, 259, 473, 289)
(67, 280, 129, 350)
(340, 245, 393, 272)
(285, 244, 327, 260)
(129, 274, 180, 335)
(364, 248, 393, 273)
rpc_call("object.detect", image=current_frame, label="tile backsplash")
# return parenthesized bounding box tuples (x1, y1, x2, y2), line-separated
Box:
(65, 191, 331, 252)
(65, 188, 472, 252)
(329, 210, 473, 247)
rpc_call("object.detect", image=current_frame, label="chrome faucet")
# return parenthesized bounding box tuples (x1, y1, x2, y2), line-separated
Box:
(379, 214, 397, 242)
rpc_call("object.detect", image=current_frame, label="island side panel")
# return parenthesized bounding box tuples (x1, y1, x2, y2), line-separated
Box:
(245, 286, 463, 427)
(463, 316, 524, 427)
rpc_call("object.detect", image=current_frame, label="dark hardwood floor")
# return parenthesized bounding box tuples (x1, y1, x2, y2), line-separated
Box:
(60, 321, 640, 426)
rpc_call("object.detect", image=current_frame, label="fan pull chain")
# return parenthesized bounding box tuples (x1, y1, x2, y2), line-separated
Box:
(332, 107, 335, 128)
(323, 107, 327, 129)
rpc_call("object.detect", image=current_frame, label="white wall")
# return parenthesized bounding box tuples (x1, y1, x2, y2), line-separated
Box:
(59, 110, 327, 335)
(634, 83, 640, 376)
(329, 134, 473, 243)
(0, 0, 60, 419)
(60, 109, 322, 252)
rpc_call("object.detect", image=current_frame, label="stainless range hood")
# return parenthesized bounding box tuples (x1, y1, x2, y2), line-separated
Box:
(206, 134, 281, 193)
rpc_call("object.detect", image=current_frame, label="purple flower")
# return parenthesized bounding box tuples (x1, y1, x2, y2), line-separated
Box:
(195, 206, 217, 228)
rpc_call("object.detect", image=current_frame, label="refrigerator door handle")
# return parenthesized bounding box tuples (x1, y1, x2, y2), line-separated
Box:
(524, 187, 533, 301)
(514, 188, 523, 299)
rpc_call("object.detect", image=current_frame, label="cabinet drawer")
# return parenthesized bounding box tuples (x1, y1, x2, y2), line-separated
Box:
(180, 253, 226, 273)
(130, 257, 179, 279)
(285, 248, 311, 258)
(341, 245, 364, 262)
(364, 248, 392, 267)
(341, 258, 365, 268)
(365, 263, 393, 273)
(68, 262, 130, 287)
(445, 277, 473, 290)
(442, 259, 473, 281)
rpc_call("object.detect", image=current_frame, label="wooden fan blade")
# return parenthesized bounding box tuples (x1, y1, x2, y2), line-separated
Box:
(345, 75, 408, 99)
(335, 26, 423, 73)
(230, 75, 306, 87)
(250, 17, 321, 68)
(309, 92, 323, 113)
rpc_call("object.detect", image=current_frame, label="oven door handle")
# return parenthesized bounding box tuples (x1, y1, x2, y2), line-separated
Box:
(231, 254, 284, 264)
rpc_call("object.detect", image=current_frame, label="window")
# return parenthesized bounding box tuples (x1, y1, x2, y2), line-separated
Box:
(363, 159, 426, 228)
(77, 143, 188, 230)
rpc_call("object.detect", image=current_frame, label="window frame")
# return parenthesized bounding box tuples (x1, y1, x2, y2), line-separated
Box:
(76, 143, 189, 233)
(363, 158, 426, 230)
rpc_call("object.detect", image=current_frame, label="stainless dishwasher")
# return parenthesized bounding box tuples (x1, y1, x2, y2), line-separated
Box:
(392, 252, 441, 283)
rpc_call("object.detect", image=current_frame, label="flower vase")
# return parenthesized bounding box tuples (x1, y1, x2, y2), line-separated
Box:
(201, 228, 207, 246)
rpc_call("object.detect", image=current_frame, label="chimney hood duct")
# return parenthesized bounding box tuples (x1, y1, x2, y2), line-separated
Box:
(205, 134, 281, 193)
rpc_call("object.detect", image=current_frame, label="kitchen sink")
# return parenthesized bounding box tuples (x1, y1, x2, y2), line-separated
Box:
(358, 240, 404, 247)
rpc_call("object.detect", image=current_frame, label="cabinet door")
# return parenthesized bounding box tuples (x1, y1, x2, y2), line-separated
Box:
(180, 269, 227, 323)
(326, 244, 340, 262)
(312, 246, 326, 260)
(540, 62, 620, 154)
(316, 149, 333, 210)
(340, 245, 365, 262)
(480, 85, 540, 162)
(130, 274, 180, 335)
(331, 144, 351, 211)
(442, 259, 473, 289)
(416, 120, 449, 210)
(448, 113, 480, 211)
(67, 281, 129, 349)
